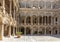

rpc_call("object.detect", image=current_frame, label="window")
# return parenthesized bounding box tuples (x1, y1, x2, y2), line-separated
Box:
(0, 3, 2, 6)
(53, 2, 60, 9)
(26, 1, 32, 8)
(26, 16, 31, 24)
(46, 1, 51, 9)
(39, 1, 45, 9)
(19, 1, 26, 8)
(55, 17, 58, 22)
(33, 15, 37, 24)
(33, 1, 38, 8)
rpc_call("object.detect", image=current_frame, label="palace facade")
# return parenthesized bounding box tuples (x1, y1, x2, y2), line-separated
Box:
(18, 0, 60, 35)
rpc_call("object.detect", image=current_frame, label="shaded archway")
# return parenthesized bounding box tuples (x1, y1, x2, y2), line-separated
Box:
(46, 27, 51, 35)
(33, 27, 38, 35)
(20, 16, 25, 24)
(4, 25, 9, 36)
(32, 15, 37, 25)
(26, 16, 31, 25)
(19, 27, 25, 35)
(53, 27, 57, 35)
(38, 27, 45, 35)
(39, 16, 42, 25)
(26, 27, 31, 35)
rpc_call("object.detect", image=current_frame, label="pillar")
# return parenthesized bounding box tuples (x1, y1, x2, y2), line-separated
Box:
(37, 27, 39, 35)
(44, 27, 46, 35)
(51, 28, 53, 35)
(13, 27, 15, 36)
(31, 28, 33, 35)
(42, 16, 43, 25)
(57, 28, 59, 35)
(31, 16, 33, 25)
(3, 0, 5, 14)
(24, 27, 26, 35)
(25, 17, 26, 25)
(2, 24, 4, 39)
(47, 16, 49, 25)
(9, 25, 11, 37)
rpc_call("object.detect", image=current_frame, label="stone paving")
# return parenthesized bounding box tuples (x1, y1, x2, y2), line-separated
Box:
(0, 35, 60, 42)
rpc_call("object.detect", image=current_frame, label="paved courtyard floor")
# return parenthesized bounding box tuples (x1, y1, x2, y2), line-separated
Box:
(0, 35, 60, 42)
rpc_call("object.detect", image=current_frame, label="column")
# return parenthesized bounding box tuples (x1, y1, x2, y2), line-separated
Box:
(10, 0, 12, 16)
(47, 16, 49, 25)
(2, 24, 4, 39)
(42, 16, 43, 25)
(51, 28, 53, 35)
(44, 27, 46, 35)
(37, 27, 39, 35)
(31, 28, 33, 35)
(13, 27, 15, 36)
(24, 27, 26, 35)
(38, 17, 39, 25)
(57, 28, 59, 35)
(31, 16, 33, 25)
(3, 0, 5, 14)
(45, 16, 46, 25)
(9, 25, 11, 37)
(25, 17, 26, 25)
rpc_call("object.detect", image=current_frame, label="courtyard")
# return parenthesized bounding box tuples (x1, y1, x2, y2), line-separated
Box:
(0, 35, 60, 42)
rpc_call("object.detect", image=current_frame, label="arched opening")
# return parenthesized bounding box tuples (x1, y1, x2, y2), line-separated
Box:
(26, 16, 31, 25)
(49, 16, 51, 25)
(11, 26, 13, 35)
(53, 27, 57, 35)
(43, 16, 46, 25)
(4, 25, 9, 37)
(20, 16, 25, 24)
(39, 27, 44, 35)
(20, 27, 25, 35)
(46, 27, 51, 35)
(39, 16, 42, 25)
(26, 27, 31, 35)
(33, 27, 38, 35)
(32, 15, 37, 25)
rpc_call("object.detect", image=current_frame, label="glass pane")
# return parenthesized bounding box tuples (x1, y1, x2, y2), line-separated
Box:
(39, 1, 45, 9)
(46, 2, 51, 9)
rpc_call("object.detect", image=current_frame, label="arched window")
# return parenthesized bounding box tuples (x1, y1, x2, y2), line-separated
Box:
(46, 16, 48, 25)
(32, 15, 37, 25)
(39, 16, 42, 25)
(26, 16, 31, 24)
(26, 1, 32, 8)
(53, 2, 60, 9)
(33, 1, 38, 8)
(49, 16, 51, 25)
(39, 1, 45, 9)
(19, 1, 26, 8)
(20, 16, 25, 24)
(46, 1, 51, 9)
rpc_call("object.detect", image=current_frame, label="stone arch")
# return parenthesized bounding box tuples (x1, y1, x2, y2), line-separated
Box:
(26, 27, 31, 35)
(49, 16, 51, 25)
(26, 16, 31, 24)
(43, 16, 46, 25)
(53, 27, 57, 35)
(20, 16, 25, 24)
(39, 16, 42, 25)
(32, 15, 37, 25)
(19, 26, 25, 35)
(33, 27, 38, 35)
(46, 27, 51, 35)
(38, 27, 45, 35)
